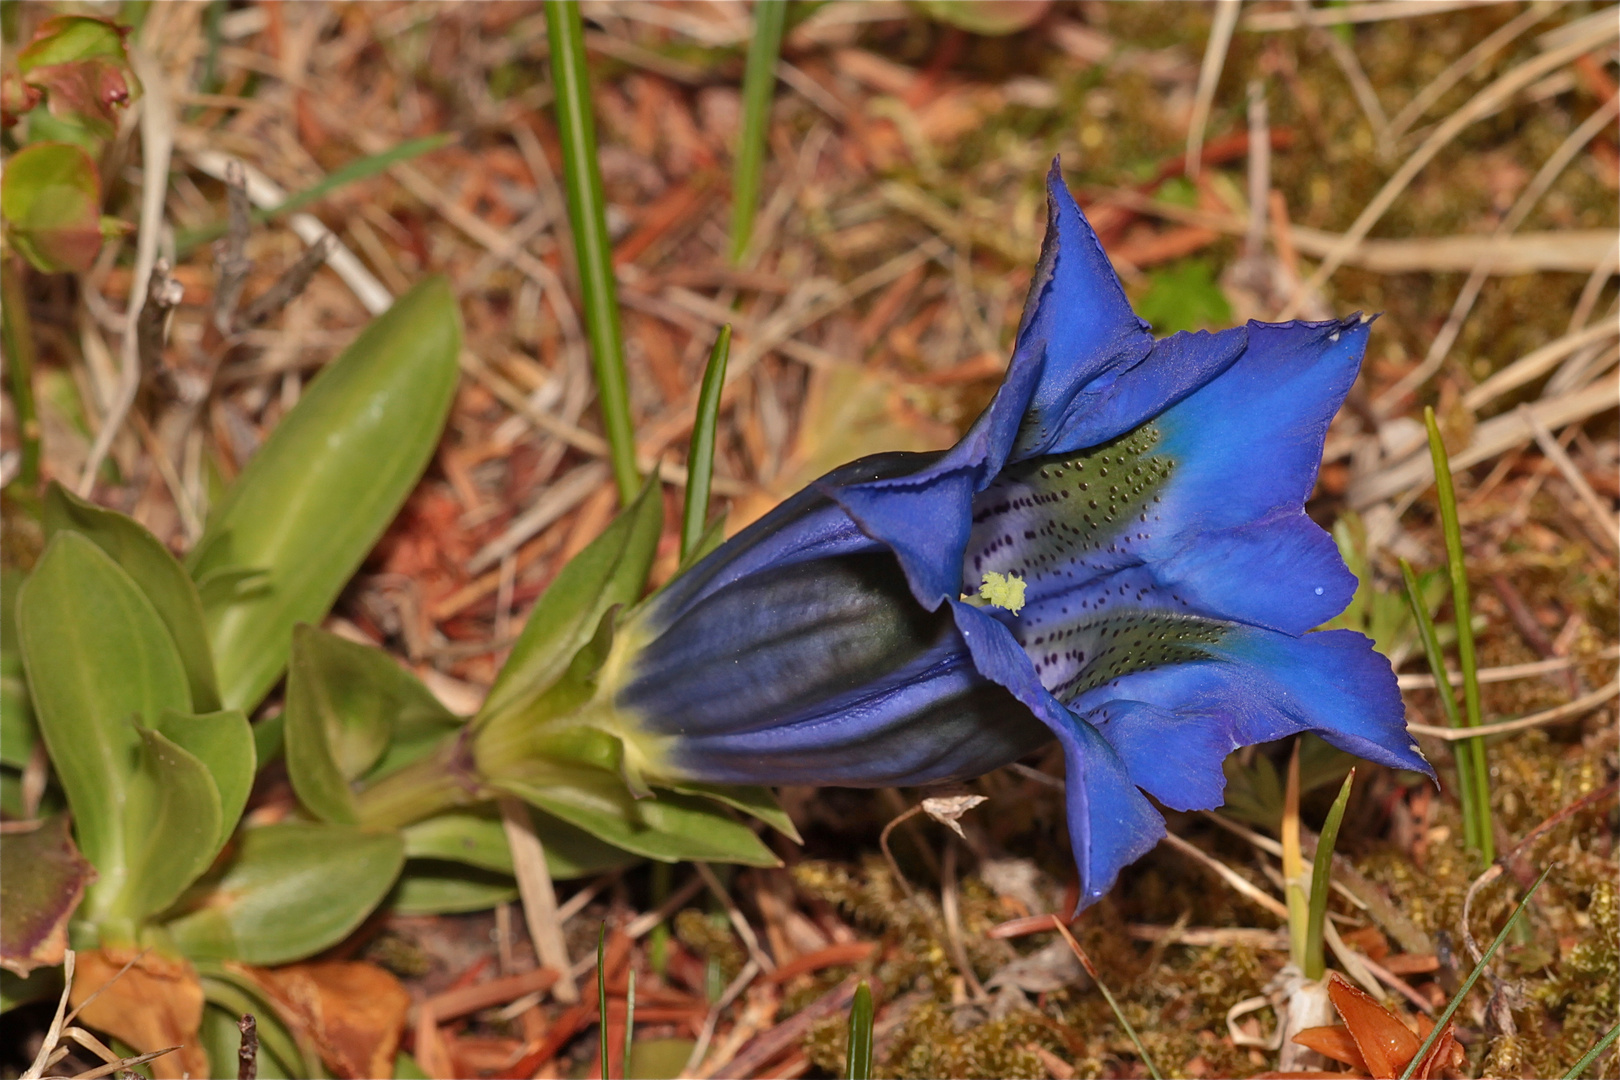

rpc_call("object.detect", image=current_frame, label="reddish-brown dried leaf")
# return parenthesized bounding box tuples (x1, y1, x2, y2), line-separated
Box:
(70, 948, 208, 1080)
(1293, 1023, 1370, 1073)
(1327, 972, 1421, 1078)
(0, 815, 95, 976)
(251, 960, 411, 1080)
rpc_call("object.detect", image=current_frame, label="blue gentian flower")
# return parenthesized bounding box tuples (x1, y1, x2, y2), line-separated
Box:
(604, 163, 1431, 908)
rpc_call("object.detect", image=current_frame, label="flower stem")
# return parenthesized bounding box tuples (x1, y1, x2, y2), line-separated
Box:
(352, 730, 483, 829)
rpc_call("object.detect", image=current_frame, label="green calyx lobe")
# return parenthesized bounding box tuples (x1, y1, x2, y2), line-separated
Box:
(968, 423, 1175, 588)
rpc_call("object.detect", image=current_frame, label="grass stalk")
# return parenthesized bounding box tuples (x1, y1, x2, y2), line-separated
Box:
(1399, 865, 1552, 1080)
(1282, 741, 1310, 971)
(682, 325, 732, 561)
(1052, 919, 1162, 1080)
(1424, 406, 1495, 861)
(728, 0, 787, 266)
(1400, 556, 1483, 855)
(843, 979, 874, 1080)
(546, 0, 639, 502)
(1561, 1020, 1620, 1080)
(623, 966, 636, 1077)
(1303, 769, 1355, 981)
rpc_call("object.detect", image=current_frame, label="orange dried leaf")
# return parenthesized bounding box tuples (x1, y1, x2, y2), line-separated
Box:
(1293, 1024, 1370, 1073)
(1327, 972, 1421, 1079)
(250, 960, 411, 1080)
(70, 948, 207, 1080)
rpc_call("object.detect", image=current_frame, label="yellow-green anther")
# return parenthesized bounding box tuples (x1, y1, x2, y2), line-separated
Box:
(978, 571, 1027, 614)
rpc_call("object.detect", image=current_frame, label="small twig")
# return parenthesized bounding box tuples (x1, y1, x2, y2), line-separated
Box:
(1162, 832, 1290, 921)
(1519, 405, 1620, 548)
(940, 839, 988, 1002)
(238, 234, 335, 328)
(135, 260, 184, 373)
(1297, 0, 1388, 147)
(79, 44, 175, 496)
(878, 804, 924, 899)
(1407, 679, 1620, 740)
(1396, 648, 1618, 690)
(682, 959, 761, 1078)
(1185, 0, 1242, 181)
(213, 160, 253, 334)
(236, 1014, 258, 1080)
(498, 795, 580, 1002)
(696, 862, 776, 973)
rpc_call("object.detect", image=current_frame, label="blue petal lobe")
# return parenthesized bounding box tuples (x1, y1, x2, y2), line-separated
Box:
(1152, 316, 1370, 533)
(1084, 699, 1231, 811)
(1149, 512, 1357, 634)
(1039, 325, 1248, 457)
(1010, 162, 1155, 460)
(1073, 625, 1433, 785)
(949, 600, 1164, 909)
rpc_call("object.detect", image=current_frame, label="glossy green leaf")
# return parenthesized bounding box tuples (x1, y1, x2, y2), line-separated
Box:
(284, 625, 459, 824)
(668, 782, 801, 843)
(114, 724, 221, 925)
(492, 772, 778, 867)
(401, 805, 639, 879)
(0, 814, 94, 977)
(729, 4, 785, 264)
(188, 276, 462, 712)
(844, 980, 873, 1080)
(252, 712, 285, 768)
(1, 142, 104, 274)
(911, 0, 1051, 35)
(162, 823, 405, 966)
(681, 326, 731, 561)
(477, 475, 662, 729)
(153, 709, 255, 854)
(16, 532, 191, 926)
(45, 483, 220, 711)
(0, 569, 37, 770)
(390, 862, 519, 916)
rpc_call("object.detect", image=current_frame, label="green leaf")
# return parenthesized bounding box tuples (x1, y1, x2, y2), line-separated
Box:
(16, 15, 128, 72)
(477, 475, 662, 729)
(162, 823, 404, 966)
(1, 142, 104, 274)
(113, 724, 222, 926)
(668, 782, 800, 842)
(630, 1038, 698, 1080)
(729, 3, 785, 264)
(44, 482, 221, 711)
(492, 772, 778, 867)
(682, 327, 731, 561)
(188, 276, 462, 712)
(252, 712, 286, 768)
(153, 709, 255, 855)
(284, 625, 460, 825)
(1134, 258, 1233, 335)
(401, 805, 639, 879)
(389, 862, 518, 916)
(0, 814, 95, 976)
(2, 966, 64, 1016)
(16, 532, 191, 928)
(0, 569, 38, 770)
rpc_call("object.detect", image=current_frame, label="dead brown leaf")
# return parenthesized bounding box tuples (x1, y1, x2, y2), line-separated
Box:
(249, 960, 411, 1080)
(69, 948, 208, 1080)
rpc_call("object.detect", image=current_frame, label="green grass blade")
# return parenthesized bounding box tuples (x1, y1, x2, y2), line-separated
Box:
(681, 325, 732, 561)
(0, 259, 41, 491)
(1562, 1019, 1620, 1079)
(1399, 865, 1552, 1080)
(728, 0, 787, 265)
(598, 922, 610, 1080)
(623, 966, 636, 1077)
(1303, 768, 1355, 981)
(176, 134, 455, 254)
(843, 979, 873, 1080)
(545, 0, 639, 502)
(1424, 407, 1494, 862)
(1399, 556, 1481, 856)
